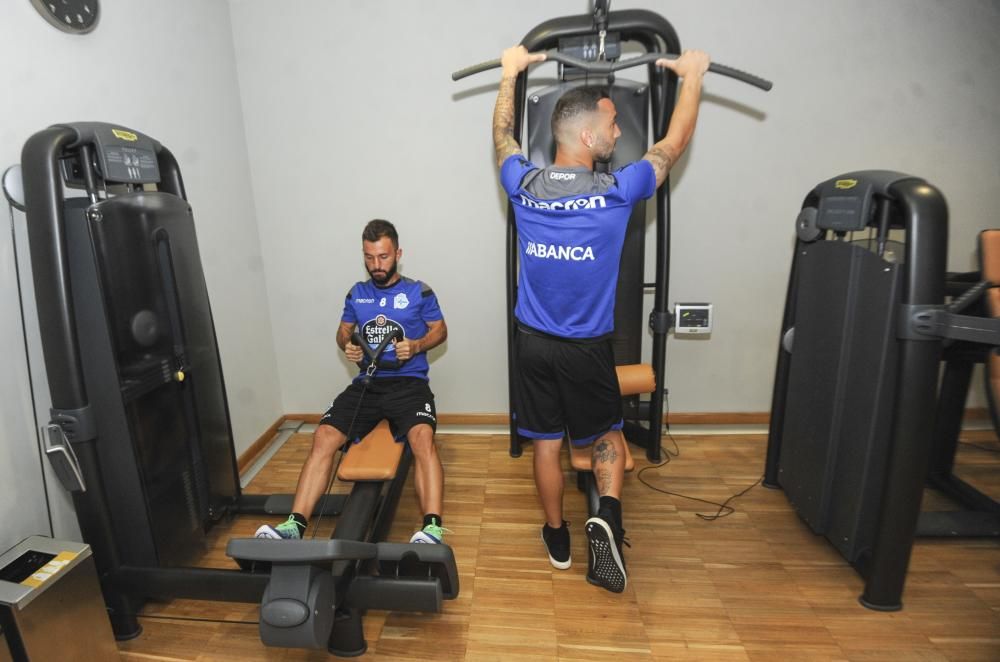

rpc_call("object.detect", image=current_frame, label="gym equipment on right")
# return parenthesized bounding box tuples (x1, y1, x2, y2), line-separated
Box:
(764, 170, 1000, 611)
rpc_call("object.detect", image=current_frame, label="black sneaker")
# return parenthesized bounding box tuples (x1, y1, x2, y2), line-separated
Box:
(585, 515, 629, 593)
(541, 521, 571, 570)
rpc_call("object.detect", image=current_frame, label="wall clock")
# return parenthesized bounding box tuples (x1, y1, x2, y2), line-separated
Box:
(30, 0, 99, 34)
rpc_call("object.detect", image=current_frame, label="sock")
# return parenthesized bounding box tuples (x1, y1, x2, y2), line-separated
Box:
(291, 512, 308, 531)
(598, 496, 622, 528)
(423, 514, 442, 528)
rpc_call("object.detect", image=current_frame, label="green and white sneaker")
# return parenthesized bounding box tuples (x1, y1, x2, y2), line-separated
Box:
(255, 515, 304, 540)
(409, 523, 450, 544)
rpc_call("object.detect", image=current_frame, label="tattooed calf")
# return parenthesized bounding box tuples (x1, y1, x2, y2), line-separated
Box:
(593, 439, 618, 464)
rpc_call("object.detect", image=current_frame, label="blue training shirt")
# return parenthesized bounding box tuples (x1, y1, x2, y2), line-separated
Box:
(341, 276, 443, 381)
(500, 155, 656, 339)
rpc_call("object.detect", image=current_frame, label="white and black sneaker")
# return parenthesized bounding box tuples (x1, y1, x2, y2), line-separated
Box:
(585, 516, 628, 593)
(254, 515, 304, 540)
(541, 521, 571, 570)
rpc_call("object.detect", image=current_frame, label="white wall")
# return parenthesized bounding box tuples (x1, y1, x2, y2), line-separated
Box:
(229, 0, 1000, 415)
(0, 0, 282, 547)
(0, 204, 57, 553)
(1, 0, 997, 548)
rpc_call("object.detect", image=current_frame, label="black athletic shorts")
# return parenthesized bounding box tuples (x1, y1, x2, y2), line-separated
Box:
(319, 377, 437, 442)
(512, 325, 622, 447)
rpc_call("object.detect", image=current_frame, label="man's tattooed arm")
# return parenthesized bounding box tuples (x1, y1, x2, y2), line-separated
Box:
(642, 144, 678, 188)
(493, 74, 522, 166)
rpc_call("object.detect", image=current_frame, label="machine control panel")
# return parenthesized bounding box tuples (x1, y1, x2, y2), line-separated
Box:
(674, 303, 713, 335)
(58, 123, 162, 186)
(94, 126, 160, 184)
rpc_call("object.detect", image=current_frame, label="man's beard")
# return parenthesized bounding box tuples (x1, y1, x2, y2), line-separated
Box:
(368, 262, 397, 284)
(594, 140, 615, 163)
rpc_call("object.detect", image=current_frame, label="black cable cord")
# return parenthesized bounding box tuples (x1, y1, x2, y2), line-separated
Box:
(135, 612, 258, 626)
(636, 401, 760, 520)
(695, 476, 763, 521)
(309, 379, 369, 538)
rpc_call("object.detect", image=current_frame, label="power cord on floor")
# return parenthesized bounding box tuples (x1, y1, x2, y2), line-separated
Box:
(636, 406, 761, 520)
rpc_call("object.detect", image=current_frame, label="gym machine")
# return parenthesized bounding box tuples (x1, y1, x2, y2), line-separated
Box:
(764, 170, 1000, 610)
(9, 121, 457, 655)
(923, 230, 1000, 536)
(454, 1, 771, 464)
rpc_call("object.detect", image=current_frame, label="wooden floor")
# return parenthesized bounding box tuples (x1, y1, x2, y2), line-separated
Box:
(118, 430, 1000, 661)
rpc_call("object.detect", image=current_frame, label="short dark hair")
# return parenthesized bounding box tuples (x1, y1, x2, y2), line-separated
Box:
(362, 219, 398, 247)
(551, 86, 610, 141)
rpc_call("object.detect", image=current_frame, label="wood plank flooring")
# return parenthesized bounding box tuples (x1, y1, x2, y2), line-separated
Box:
(118, 430, 1000, 661)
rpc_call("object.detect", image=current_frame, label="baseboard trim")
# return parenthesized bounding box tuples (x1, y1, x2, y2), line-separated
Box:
(239, 407, 994, 469)
(442, 412, 775, 426)
(236, 416, 285, 474)
(284, 413, 324, 424)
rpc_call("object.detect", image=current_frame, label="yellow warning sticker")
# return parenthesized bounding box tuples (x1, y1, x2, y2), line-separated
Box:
(20, 551, 79, 588)
(834, 179, 858, 190)
(111, 128, 138, 142)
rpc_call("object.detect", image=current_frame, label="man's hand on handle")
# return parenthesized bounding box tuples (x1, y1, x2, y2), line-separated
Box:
(501, 45, 546, 77)
(655, 49, 711, 79)
(344, 340, 363, 363)
(393, 337, 416, 362)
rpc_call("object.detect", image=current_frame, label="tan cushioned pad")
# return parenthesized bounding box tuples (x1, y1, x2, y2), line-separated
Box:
(987, 287, 1000, 319)
(335, 365, 652, 480)
(563, 363, 650, 472)
(991, 353, 1000, 406)
(337, 420, 403, 481)
(981, 230, 1000, 285)
(988, 288, 1000, 407)
(616, 364, 655, 396)
(571, 440, 635, 472)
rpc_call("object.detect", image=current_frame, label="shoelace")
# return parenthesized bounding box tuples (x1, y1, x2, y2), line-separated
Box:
(277, 516, 305, 534)
(423, 524, 453, 539)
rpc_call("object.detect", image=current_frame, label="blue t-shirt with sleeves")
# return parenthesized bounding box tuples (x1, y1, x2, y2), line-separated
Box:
(341, 276, 443, 381)
(500, 154, 656, 339)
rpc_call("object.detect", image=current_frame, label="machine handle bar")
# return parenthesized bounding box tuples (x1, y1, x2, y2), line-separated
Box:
(452, 50, 772, 92)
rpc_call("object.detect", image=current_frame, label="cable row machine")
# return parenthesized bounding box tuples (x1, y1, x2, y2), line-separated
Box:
(8, 122, 457, 655)
(764, 171, 1000, 610)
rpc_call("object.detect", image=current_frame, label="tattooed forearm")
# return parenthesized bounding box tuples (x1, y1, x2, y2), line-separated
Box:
(593, 439, 619, 465)
(493, 75, 521, 166)
(643, 145, 675, 185)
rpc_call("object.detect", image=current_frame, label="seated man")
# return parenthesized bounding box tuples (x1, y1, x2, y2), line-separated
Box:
(256, 219, 448, 544)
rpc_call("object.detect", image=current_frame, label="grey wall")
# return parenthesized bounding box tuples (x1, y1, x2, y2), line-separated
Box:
(0, 0, 282, 550)
(229, 0, 1000, 415)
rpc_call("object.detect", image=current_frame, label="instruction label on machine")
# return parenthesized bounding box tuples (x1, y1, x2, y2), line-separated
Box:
(20, 551, 79, 588)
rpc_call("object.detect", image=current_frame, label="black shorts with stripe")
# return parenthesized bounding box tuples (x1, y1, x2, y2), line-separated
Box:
(320, 377, 437, 441)
(512, 325, 622, 447)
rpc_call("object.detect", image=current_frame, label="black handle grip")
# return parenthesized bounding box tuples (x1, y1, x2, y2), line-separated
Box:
(704, 61, 773, 92)
(351, 329, 404, 370)
(452, 51, 772, 92)
(452, 58, 502, 82)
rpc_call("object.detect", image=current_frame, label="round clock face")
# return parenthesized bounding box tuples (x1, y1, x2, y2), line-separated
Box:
(30, 0, 100, 34)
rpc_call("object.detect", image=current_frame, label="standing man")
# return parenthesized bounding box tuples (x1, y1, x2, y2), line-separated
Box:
(493, 45, 710, 592)
(256, 219, 449, 544)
